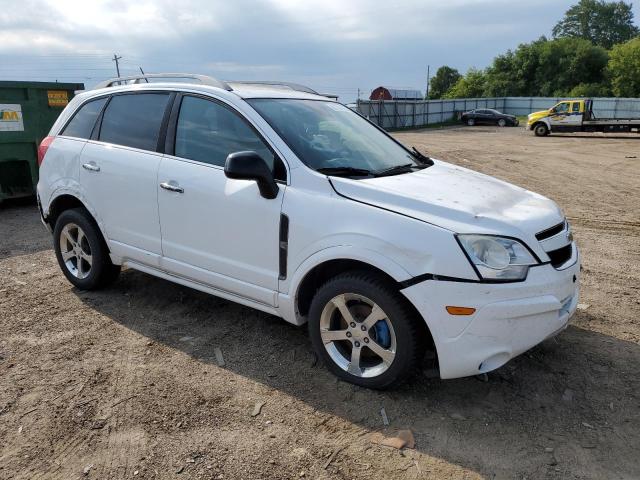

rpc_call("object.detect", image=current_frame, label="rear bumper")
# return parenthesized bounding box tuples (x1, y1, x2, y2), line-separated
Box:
(401, 249, 580, 379)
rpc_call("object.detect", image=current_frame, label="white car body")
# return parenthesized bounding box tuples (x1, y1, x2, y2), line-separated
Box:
(38, 79, 580, 380)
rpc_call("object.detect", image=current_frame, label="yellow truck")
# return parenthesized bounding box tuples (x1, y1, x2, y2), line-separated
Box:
(527, 99, 640, 136)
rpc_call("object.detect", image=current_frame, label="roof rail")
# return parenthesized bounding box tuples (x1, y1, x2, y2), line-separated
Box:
(228, 81, 319, 95)
(94, 73, 232, 91)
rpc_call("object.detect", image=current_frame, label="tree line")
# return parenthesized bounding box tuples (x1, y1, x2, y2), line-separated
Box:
(428, 0, 640, 99)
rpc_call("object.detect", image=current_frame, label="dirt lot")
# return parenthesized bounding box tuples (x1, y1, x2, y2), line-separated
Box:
(1, 126, 639, 480)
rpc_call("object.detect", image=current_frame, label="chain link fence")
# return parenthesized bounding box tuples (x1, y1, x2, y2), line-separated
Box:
(355, 97, 640, 129)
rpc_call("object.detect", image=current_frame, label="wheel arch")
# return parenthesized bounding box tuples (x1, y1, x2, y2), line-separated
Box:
(47, 193, 86, 227)
(291, 256, 437, 361)
(46, 193, 110, 251)
(532, 118, 551, 133)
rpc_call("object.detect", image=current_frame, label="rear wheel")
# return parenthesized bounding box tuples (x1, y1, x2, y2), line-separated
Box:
(497, 118, 506, 127)
(467, 118, 475, 126)
(308, 271, 425, 389)
(534, 123, 549, 137)
(53, 208, 120, 290)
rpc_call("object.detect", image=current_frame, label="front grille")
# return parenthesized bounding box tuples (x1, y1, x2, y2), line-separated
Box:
(547, 243, 572, 268)
(536, 221, 566, 241)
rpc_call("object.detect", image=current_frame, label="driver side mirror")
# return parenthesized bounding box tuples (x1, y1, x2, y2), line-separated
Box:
(224, 151, 279, 200)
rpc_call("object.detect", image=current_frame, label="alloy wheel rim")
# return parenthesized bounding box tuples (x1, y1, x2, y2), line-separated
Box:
(59, 223, 93, 279)
(319, 293, 397, 378)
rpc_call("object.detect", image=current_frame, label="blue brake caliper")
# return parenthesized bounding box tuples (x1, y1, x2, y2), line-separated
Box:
(374, 321, 391, 348)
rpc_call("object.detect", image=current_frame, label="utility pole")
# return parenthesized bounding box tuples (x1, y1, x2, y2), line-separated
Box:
(426, 65, 430, 100)
(357, 88, 360, 106)
(112, 54, 122, 77)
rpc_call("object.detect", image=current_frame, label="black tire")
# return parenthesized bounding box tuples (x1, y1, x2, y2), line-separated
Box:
(53, 208, 120, 290)
(467, 118, 475, 126)
(497, 118, 506, 127)
(534, 123, 549, 137)
(308, 270, 425, 389)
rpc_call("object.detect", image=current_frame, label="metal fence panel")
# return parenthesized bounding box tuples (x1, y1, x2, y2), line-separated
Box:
(357, 97, 504, 129)
(357, 96, 640, 129)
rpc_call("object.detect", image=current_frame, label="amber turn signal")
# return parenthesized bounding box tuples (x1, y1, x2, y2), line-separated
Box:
(446, 306, 476, 315)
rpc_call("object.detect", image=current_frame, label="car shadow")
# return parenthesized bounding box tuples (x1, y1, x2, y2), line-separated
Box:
(76, 269, 640, 478)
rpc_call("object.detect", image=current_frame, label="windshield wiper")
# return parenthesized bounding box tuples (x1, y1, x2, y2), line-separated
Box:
(412, 147, 433, 164)
(374, 163, 423, 177)
(316, 166, 372, 177)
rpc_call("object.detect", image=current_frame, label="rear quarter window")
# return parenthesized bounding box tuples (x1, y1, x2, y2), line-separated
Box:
(99, 93, 171, 152)
(61, 97, 108, 139)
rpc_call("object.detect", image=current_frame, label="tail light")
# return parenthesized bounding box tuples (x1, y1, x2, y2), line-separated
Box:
(37, 136, 55, 166)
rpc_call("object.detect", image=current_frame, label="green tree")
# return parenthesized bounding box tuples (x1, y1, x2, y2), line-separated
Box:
(569, 82, 612, 96)
(608, 36, 640, 96)
(443, 68, 487, 98)
(483, 37, 549, 96)
(428, 66, 462, 99)
(553, 0, 639, 49)
(481, 37, 609, 97)
(535, 37, 609, 95)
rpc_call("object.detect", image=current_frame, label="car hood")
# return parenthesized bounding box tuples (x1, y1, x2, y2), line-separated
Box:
(330, 159, 564, 238)
(528, 110, 550, 121)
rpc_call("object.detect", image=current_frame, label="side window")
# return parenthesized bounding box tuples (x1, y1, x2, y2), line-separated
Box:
(554, 102, 570, 114)
(99, 93, 170, 151)
(175, 96, 285, 180)
(572, 102, 580, 113)
(61, 97, 108, 139)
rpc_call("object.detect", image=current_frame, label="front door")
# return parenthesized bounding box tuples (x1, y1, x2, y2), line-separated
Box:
(157, 95, 286, 306)
(548, 101, 572, 130)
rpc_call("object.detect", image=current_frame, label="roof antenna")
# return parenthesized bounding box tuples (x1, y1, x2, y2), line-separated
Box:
(139, 67, 149, 83)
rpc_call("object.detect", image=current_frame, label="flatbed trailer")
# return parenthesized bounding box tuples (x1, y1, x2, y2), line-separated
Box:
(527, 99, 640, 136)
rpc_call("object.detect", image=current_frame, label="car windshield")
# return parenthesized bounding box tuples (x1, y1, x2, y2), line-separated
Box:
(247, 99, 422, 175)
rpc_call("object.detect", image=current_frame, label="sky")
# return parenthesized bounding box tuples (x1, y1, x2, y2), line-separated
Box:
(1, 0, 639, 102)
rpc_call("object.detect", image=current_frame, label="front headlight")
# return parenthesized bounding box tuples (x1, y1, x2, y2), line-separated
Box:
(457, 234, 538, 281)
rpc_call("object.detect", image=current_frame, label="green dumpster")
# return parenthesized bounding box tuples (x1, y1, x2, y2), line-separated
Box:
(0, 80, 84, 203)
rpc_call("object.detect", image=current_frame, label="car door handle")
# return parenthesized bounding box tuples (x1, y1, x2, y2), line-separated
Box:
(160, 181, 184, 193)
(82, 162, 100, 172)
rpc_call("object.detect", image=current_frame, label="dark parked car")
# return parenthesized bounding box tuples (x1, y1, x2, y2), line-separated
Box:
(461, 109, 519, 127)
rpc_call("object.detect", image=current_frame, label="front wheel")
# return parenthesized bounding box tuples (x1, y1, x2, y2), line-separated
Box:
(497, 118, 506, 127)
(466, 118, 475, 126)
(534, 123, 549, 137)
(308, 271, 425, 389)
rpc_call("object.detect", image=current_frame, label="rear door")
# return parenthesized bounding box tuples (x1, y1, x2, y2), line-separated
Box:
(566, 101, 583, 128)
(157, 94, 286, 306)
(79, 92, 173, 267)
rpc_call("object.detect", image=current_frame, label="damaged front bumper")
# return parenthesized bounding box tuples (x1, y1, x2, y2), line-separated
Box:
(401, 249, 580, 379)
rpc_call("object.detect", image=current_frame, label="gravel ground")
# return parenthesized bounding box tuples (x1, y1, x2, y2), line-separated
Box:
(1, 126, 639, 480)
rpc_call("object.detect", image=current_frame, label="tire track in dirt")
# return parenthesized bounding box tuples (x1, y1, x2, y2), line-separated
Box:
(97, 309, 147, 478)
(568, 216, 640, 233)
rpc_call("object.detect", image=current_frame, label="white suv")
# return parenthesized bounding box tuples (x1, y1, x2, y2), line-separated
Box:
(37, 74, 580, 388)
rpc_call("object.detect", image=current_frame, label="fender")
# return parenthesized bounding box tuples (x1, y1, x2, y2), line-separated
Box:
(534, 117, 552, 132)
(540, 117, 551, 130)
(47, 186, 109, 248)
(276, 245, 412, 325)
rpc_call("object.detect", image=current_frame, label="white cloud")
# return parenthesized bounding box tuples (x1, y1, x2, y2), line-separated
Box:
(1, 0, 638, 100)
